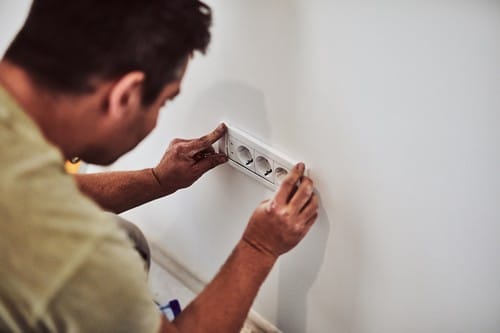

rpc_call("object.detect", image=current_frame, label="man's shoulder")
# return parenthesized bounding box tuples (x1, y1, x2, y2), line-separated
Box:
(0, 86, 160, 333)
(0, 212, 159, 332)
(0, 85, 151, 330)
(0, 147, 157, 331)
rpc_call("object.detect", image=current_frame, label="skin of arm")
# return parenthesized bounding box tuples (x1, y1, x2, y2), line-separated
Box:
(76, 124, 318, 332)
(160, 163, 319, 333)
(75, 124, 228, 213)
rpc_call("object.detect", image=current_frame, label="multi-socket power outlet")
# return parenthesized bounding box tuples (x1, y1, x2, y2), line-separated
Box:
(218, 124, 306, 191)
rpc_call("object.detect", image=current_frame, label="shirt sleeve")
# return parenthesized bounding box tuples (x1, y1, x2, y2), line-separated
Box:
(37, 229, 162, 333)
(0, 90, 162, 333)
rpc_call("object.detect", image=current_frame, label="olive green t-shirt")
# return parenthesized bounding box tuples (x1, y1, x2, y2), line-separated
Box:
(0, 86, 161, 332)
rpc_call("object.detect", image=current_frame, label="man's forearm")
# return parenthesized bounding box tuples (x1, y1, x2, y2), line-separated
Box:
(165, 240, 276, 333)
(75, 169, 175, 214)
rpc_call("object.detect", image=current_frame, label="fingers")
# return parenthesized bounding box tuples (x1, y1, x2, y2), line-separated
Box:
(170, 138, 189, 145)
(274, 163, 305, 205)
(289, 177, 315, 214)
(184, 123, 227, 153)
(304, 212, 318, 228)
(299, 193, 319, 221)
(192, 147, 216, 162)
(193, 153, 228, 174)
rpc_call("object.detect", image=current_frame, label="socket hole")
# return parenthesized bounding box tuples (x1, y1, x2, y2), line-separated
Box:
(275, 167, 288, 183)
(255, 156, 273, 178)
(237, 146, 253, 166)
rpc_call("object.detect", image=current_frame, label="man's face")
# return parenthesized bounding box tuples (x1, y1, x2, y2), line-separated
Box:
(82, 61, 188, 165)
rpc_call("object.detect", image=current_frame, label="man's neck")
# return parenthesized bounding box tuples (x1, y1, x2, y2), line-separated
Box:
(0, 60, 85, 159)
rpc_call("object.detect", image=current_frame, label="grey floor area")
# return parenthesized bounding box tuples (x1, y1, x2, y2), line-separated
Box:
(148, 259, 196, 310)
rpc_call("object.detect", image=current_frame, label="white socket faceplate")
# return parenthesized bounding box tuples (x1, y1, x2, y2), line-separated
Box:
(218, 124, 306, 191)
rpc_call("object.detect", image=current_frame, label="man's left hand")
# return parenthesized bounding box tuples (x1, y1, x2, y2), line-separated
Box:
(152, 123, 228, 195)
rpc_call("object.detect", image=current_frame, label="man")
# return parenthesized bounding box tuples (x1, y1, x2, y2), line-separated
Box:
(0, 0, 318, 332)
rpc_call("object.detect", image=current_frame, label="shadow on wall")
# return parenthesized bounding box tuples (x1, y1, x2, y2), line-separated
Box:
(190, 80, 272, 140)
(191, 81, 332, 331)
(277, 193, 331, 332)
(189, 81, 330, 332)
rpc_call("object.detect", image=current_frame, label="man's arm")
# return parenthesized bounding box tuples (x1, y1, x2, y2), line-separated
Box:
(160, 163, 319, 333)
(75, 124, 228, 213)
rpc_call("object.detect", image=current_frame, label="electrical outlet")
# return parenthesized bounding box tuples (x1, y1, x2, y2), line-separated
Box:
(218, 123, 306, 190)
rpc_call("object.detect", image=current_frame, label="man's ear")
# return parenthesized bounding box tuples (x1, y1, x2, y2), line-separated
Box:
(107, 71, 145, 119)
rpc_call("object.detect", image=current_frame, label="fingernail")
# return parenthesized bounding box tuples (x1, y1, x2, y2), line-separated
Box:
(298, 163, 305, 171)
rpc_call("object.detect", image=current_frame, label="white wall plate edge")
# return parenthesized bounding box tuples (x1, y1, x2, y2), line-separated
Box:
(217, 122, 308, 191)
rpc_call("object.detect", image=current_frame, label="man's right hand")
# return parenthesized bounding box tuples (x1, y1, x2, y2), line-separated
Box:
(242, 163, 319, 259)
(161, 163, 318, 333)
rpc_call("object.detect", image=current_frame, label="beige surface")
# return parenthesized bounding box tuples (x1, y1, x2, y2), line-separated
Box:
(0, 86, 161, 332)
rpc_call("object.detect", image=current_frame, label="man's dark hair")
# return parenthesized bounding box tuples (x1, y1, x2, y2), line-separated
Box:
(4, 0, 211, 105)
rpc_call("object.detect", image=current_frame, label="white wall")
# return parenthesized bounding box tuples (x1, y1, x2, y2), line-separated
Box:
(2, 1, 500, 332)
(0, 1, 31, 54)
